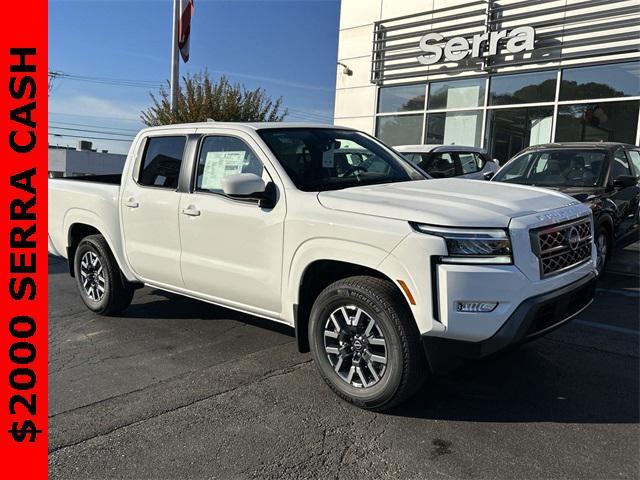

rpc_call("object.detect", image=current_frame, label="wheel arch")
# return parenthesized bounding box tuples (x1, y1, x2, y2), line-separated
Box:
(63, 208, 135, 281)
(596, 213, 614, 240)
(293, 257, 413, 353)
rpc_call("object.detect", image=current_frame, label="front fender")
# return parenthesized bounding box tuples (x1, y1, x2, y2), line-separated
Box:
(285, 238, 391, 322)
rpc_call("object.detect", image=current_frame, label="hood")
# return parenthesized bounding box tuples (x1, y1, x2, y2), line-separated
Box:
(317, 179, 579, 228)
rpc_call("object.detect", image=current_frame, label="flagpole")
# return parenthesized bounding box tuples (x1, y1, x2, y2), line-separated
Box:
(170, 0, 179, 113)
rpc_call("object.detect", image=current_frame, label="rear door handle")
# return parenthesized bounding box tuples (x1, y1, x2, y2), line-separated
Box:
(124, 199, 139, 208)
(182, 207, 201, 217)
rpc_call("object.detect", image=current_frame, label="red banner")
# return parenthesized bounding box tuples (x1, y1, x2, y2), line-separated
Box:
(0, 1, 48, 477)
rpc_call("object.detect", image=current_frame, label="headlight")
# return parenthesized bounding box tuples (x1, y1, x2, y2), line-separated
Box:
(411, 223, 512, 264)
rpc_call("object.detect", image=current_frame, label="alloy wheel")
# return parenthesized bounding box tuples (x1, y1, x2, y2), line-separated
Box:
(595, 232, 608, 274)
(323, 305, 387, 388)
(80, 251, 106, 302)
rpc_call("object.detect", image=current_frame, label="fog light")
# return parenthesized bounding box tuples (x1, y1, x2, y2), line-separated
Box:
(456, 301, 498, 313)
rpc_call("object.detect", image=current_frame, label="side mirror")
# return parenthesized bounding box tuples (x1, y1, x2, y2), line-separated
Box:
(221, 173, 277, 208)
(611, 175, 638, 189)
(483, 171, 495, 180)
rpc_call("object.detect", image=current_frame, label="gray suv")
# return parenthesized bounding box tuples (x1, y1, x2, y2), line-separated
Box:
(395, 145, 499, 180)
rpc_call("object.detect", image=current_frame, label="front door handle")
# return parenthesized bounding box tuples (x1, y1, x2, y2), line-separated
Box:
(124, 198, 139, 208)
(182, 206, 201, 217)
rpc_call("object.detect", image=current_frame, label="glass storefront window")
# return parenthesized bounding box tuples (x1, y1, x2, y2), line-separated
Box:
(555, 101, 640, 143)
(375, 114, 423, 146)
(560, 62, 640, 101)
(489, 71, 556, 106)
(428, 78, 485, 110)
(425, 111, 482, 147)
(486, 107, 553, 163)
(377, 84, 426, 113)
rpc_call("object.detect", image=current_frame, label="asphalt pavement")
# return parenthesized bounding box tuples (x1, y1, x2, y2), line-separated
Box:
(48, 246, 640, 479)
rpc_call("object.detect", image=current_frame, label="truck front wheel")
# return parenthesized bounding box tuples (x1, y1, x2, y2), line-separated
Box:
(74, 234, 134, 316)
(308, 276, 426, 411)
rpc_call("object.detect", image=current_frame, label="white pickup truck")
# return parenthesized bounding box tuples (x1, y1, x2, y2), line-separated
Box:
(49, 123, 597, 410)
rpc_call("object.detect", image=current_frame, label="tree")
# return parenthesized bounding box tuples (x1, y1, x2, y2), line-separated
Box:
(141, 70, 287, 126)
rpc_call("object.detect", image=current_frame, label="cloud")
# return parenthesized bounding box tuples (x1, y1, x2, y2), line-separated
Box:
(49, 94, 146, 122)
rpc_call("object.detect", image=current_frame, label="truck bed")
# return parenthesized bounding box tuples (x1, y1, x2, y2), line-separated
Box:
(54, 174, 122, 185)
(48, 177, 122, 259)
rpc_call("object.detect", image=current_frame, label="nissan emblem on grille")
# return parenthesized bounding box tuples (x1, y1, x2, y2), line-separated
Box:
(532, 217, 592, 278)
(566, 226, 581, 251)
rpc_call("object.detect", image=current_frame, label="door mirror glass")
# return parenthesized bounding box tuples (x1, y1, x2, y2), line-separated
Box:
(612, 175, 637, 189)
(221, 173, 266, 197)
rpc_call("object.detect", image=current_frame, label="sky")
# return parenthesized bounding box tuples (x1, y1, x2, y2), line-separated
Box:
(48, 0, 341, 153)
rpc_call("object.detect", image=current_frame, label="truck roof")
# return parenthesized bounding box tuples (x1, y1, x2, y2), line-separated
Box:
(394, 144, 487, 154)
(522, 141, 636, 151)
(137, 122, 347, 135)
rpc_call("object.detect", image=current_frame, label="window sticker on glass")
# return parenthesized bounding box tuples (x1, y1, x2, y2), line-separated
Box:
(201, 151, 246, 190)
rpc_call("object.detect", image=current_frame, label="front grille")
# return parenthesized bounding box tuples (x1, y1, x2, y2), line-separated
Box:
(531, 217, 592, 278)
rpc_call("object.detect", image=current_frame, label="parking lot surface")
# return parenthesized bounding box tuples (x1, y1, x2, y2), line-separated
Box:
(49, 248, 639, 479)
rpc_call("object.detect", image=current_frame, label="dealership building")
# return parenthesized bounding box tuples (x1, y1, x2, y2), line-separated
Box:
(334, 0, 640, 162)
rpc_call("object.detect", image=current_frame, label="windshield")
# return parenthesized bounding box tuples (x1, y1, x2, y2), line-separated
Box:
(493, 149, 607, 187)
(258, 128, 424, 191)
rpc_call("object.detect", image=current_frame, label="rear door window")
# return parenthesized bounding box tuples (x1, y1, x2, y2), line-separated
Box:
(611, 149, 632, 179)
(138, 136, 186, 188)
(458, 152, 483, 174)
(626, 150, 640, 176)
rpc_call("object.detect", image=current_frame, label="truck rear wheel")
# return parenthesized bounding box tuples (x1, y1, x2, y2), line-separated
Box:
(308, 276, 426, 411)
(74, 234, 134, 316)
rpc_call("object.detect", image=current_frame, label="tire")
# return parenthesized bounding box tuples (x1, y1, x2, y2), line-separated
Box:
(308, 276, 426, 411)
(74, 234, 135, 315)
(595, 226, 611, 276)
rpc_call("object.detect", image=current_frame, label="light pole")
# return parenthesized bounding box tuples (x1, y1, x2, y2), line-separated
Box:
(170, 0, 180, 112)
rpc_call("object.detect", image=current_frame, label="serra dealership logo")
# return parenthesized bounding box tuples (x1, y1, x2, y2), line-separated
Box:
(417, 26, 536, 65)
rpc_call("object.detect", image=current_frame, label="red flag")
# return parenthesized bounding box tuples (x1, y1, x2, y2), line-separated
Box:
(178, 0, 194, 62)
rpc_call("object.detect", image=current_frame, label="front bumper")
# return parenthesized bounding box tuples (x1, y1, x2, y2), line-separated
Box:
(422, 272, 596, 373)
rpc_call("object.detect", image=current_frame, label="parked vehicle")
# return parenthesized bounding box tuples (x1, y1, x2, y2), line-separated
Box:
(49, 123, 597, 410)
(395, 145, 499, 180)
(492, 142, 640, 274)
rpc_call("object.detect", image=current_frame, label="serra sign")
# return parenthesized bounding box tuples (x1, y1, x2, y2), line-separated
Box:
(417, 26, 535, 65)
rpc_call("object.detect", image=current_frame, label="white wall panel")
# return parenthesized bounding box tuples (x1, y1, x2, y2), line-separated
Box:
(335, 56, 373, 89)
(339, 0, 382, 30)
(334, 85, 377, 118)
(381, 0, 433, 20)
(337, 25, 374, 60)
(334, 116, 376, 135)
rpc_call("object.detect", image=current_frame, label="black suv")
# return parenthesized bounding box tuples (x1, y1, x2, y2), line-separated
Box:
(492, 142, 640, 273)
